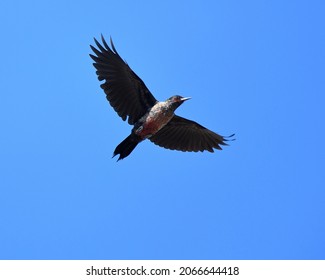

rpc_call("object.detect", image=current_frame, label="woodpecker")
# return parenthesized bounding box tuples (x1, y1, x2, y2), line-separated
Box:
(90, 36, 234, 161)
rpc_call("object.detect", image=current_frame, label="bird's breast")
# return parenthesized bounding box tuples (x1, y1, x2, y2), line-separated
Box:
(134, 103, 174, 139)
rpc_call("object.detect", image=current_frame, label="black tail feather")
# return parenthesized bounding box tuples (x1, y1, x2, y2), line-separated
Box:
(113, 134, 142, 161)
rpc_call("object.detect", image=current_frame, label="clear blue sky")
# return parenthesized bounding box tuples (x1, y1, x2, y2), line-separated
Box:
(1, 0, 324, 259)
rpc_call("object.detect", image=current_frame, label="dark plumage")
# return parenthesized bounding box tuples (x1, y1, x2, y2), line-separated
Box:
(90, 35, 234, 161)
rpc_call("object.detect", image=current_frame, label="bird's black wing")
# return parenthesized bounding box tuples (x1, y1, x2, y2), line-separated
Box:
(149, 115, 234, 152)
(90, 35, 157, 125)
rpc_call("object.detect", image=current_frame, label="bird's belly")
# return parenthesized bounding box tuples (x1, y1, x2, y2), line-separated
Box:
(134, 111, 174, 139)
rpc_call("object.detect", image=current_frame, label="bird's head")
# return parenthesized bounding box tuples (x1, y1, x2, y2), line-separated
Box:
(167, 95, 191, 111)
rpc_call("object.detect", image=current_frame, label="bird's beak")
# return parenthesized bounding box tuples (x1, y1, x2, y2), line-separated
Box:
(180, 97, 191, 102)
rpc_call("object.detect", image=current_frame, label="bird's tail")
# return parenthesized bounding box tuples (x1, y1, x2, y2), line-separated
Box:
(113, 133, 142, 161)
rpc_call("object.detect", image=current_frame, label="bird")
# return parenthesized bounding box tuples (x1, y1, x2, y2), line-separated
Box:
(90, 35, 234, 161)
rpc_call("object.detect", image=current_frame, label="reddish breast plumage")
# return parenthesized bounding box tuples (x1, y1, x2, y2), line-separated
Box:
(133, 102, 175, 139)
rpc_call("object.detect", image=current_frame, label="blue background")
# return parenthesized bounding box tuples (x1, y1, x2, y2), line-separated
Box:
(1, 0, 324, 259)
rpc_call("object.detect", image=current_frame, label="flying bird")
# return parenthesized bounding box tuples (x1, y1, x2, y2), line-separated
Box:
(90, 35, 234, 161)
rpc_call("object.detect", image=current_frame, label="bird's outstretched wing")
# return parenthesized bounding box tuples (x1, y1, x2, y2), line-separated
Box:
(149, 115, 234, 152)
(90, 35, 157, 125)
